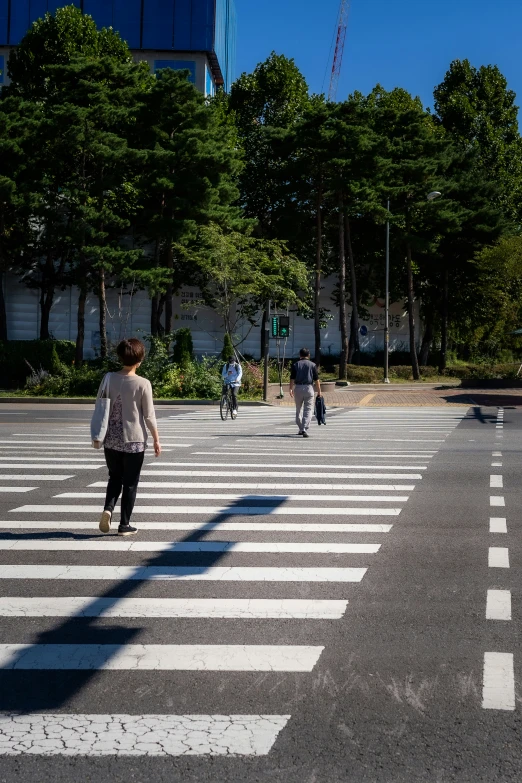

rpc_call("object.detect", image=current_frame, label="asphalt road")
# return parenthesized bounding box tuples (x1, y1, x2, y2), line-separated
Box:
(0, 401, 519, 782)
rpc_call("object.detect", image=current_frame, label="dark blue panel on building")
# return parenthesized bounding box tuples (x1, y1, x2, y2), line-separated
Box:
(0, 0, 7, 45)
(113, 0, 141, 49)
(9, 0, 30, 45)
(83, 0, 113, 29)
(47, 0, 80, 13)
(189, 0, 213, 50)
(142, 0, 174, 50)
(0, 55, 4, 83)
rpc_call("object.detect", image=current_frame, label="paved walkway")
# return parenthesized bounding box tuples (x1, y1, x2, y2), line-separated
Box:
(271, 386, 522, 408)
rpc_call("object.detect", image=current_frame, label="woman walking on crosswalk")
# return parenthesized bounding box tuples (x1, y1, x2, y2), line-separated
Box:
(92, 338, 162, 537)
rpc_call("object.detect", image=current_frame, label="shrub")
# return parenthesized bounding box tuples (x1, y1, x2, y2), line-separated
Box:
(346, 365, 382, 383)
(172, 328, 193, 367)
(389, 365, 413, 380)
(221, 333, 234, 361)
(0, 339, 75, 388)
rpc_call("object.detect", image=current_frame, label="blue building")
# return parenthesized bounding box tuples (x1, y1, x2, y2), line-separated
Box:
(0, 0, 236, 95)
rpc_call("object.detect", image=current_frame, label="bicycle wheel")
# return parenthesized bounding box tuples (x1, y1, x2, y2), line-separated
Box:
(231, 400, 238, 421)
(220, 391, 230, 421)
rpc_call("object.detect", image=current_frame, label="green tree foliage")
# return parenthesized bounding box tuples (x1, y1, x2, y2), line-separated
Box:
(221, 333, 235, 361)
(173, 328, 194, 367)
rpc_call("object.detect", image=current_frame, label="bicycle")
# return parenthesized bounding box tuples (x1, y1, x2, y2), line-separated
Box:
(220, 383, 238, 421)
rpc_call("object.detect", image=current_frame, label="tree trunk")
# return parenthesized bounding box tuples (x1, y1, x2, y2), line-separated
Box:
(406, 243, 420, 380)
(314, 179, 323, 368)
(157, 294, 166, 336)
(419, 307, 434, 367)
(345, 215, 360, 365)
(164, 243, 174, 334)
(99, 266, 107, 359)
(39, 290, 54, 340)
(0, 273, 8, 341)
(439, 266, 449, 374)
(151, 294, 159, 336)
(338, 197, 348, 380)
(75, 285, 87, 365)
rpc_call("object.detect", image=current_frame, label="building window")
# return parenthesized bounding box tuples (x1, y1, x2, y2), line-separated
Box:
(205, 64, 215, 97)
(154, 59, 196, 84)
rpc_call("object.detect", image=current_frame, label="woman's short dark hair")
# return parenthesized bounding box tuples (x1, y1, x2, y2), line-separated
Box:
(117, 338, 146, 366)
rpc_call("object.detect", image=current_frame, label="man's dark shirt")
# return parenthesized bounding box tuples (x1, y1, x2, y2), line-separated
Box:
(291, 359, 319, 385)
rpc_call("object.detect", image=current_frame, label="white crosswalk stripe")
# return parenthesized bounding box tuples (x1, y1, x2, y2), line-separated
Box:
(0, 405, 467, 756)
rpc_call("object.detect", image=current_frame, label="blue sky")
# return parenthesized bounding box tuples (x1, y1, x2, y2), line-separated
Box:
(234, 0, 522, 116)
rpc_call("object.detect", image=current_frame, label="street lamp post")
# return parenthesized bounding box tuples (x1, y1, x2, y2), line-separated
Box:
(384, 200, 390, 384)
(384, 192, 441, 384)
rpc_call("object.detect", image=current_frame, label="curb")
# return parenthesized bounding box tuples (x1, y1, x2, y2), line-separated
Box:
(0, 397, 273, 407)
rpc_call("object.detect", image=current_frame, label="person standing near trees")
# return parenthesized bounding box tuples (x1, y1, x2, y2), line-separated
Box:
(289, 348, 321, 437)
(94, 338, 162, 537)
(221, 355, 243, 416)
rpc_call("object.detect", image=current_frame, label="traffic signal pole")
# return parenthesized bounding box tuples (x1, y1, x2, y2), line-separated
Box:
(263, 299, 270, 402)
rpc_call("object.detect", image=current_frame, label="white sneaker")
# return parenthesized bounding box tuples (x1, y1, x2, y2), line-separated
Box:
(99, 510, 112, 534)
(232, 410, 238, 415)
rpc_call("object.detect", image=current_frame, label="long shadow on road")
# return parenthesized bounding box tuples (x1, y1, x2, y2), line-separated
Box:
(0, 494, 287, 712)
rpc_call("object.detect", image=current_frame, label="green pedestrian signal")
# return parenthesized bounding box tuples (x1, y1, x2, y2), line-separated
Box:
(271, 315, 290, 338)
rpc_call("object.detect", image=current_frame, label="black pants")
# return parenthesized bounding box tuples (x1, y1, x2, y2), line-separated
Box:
(103, 448, 145, 527)
(230, 387, 238, 410)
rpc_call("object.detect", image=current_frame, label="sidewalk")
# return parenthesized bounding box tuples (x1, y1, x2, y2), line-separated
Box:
(270, 385, 522, 408)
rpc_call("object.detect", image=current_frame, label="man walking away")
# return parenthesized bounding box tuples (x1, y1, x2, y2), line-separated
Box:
(289, 348, 321, 437)
(221, 355, 242, 416)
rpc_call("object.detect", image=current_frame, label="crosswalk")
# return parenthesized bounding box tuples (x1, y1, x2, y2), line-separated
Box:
(0, 405, 467, 756)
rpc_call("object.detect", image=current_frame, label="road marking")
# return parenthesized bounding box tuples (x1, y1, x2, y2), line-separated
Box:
(12, 505, 402, 516)
(356, 394, 376, 405)
(0, 713, 290, 756)
(488, 547, 510, 568)
(154, 462, 427, 470)
(193, 451, 433, 459)
(0, 476, 73, 481)
(0, 521, 393, 532)
(486, 590, 512, 621)
(0, 644, 324, 672)
(89, 481, 415, 491)
(490, 476, 503, 488)
(140, 471, 423, 480)
(55, 492, 408, 503)
(0, 457, 104, 462)
(0, 597, 349, 619)
(482, 652, 515, 710)
(0, 540, 382, 554)
(492, 452, 502, 456)
(0, 488, 36, 493)
(491, 463, 502, 467)
(489, 517, 507, 533)
(490, 496, 505, 507)
(0, 565, 367, 582)
(0, 465, 104, 470)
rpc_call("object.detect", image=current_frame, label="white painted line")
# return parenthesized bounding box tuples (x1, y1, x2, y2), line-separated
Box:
(491, 463, 502, 467)
(490, 496, 505, 507)
(486, 590, 511, 621)
(0, 521, 393, 532)
(490, 476, 503, 488)
(140, 471, 423, 480)
(0, 476, 73, 481)
(155, 462, 427, 470)
(0, 457, 104, 462)
(89, 481, 415, 491)
(482, 652, 515, 710)
(55, 492, 408, 503)
(489, 547, 510, 568)
(496, 426, 503, 430)
(489, 518, 507, 533)
(0, 644, 324, 672)
(0, 488, 36, 493)
(0, 540, 381, 554)
(0, 597, 349, 619)
(0, 713, 290, 756)
(11, 505, 402, 517)
(195, 451, 433, 459)
(0, 465, 104, 470)
(0, 565, 367, 582)
(492, 452, 502, 457)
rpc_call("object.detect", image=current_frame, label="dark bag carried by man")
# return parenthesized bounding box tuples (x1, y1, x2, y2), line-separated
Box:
(315, 394, 326, 425)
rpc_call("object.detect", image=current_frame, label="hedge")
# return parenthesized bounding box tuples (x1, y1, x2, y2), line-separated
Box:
(0, 339, 76, 388)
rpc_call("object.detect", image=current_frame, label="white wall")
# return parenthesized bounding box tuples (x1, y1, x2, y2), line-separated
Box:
(4, 273, 419, 359)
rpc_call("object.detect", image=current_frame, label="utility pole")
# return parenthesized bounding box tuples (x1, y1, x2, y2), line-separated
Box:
(328, 0, 349, 102)
(263, 299, 270, 402)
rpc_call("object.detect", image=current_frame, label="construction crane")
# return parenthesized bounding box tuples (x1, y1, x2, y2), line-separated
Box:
(328, 0, 349, 102)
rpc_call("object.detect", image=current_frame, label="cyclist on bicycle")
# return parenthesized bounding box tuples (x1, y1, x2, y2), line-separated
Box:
(221, 355, 242, 416)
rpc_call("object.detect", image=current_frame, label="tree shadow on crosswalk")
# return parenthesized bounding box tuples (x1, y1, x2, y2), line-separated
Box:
(0, 494, 287, 712)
